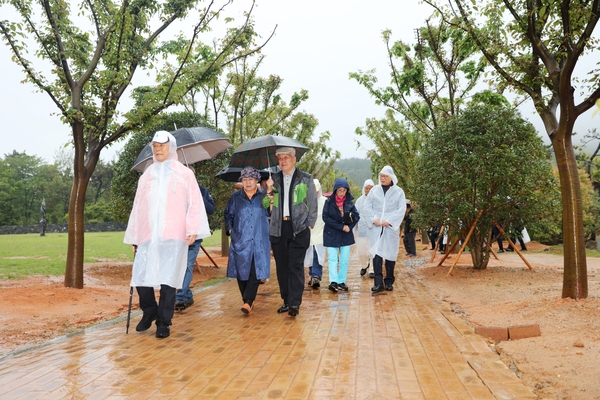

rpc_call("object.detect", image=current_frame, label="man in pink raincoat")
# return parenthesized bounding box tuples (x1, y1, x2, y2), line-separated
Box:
(124, 130, 210, 338)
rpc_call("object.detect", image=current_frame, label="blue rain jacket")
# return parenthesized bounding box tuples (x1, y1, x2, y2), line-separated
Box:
(225, 188, 271, 281)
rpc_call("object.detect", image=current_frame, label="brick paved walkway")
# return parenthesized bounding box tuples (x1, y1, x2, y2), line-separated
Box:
(0, 255, 536, 399)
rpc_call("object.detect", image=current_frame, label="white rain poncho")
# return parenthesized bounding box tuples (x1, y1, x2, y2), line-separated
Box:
(354, 179, 375, 258)
(304, 179, 326, 267)
(124, 131, 210, 288)
(363, 166, 406, 261)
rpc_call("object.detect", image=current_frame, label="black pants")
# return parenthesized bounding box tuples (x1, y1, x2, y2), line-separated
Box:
(491, 226, 504, 250)
(271, 221, 310, 308)
(237, 258, 260, 306)
(372, 255, 396, 287)
(403, 231, 417, 256)
(136, 285, 176, 326)
(427, 227, 439, 250)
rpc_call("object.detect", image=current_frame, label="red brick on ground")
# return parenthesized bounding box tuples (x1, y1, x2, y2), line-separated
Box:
(475, 326, 509, 342)
(508, 324, 541, 340)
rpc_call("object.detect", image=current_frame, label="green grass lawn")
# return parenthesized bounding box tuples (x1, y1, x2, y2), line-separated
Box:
(0, 230, 222, 279)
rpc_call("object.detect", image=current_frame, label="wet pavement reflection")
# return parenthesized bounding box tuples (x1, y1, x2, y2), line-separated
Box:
(0, 254, 536, 399)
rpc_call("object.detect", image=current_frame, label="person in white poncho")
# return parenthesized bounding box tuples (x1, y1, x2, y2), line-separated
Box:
(362, 166, 406, 292)
(124, 131, 210, 338)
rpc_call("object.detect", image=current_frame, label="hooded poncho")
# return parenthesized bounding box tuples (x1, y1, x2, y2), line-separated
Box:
(363, 166, 406, 261)
(124, 132, 211, 288)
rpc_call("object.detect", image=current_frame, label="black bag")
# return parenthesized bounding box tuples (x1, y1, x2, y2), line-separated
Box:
(344, 211, 355, 225)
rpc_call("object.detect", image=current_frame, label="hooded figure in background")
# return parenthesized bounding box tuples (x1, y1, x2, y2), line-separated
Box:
(363, 166, 406, 292)
(304, 179, 327, 289)
(322, 177, 360, 292)
(355, 179, 374, 276)
(124, 130, 210, 338)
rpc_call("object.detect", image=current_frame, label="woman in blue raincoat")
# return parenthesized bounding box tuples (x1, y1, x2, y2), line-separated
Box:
(225, 166, 271, 314)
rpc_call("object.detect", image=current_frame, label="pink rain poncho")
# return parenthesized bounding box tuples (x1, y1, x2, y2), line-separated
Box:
(124, 132, 211, 289)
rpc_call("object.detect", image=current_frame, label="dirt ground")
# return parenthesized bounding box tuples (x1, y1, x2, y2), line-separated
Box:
(411, 241, 600, 400)
(0, 248, 228, 356)
(2, 243, 600, 399)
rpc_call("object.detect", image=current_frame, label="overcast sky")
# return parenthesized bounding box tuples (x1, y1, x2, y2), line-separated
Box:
(0, 0, 597, 164)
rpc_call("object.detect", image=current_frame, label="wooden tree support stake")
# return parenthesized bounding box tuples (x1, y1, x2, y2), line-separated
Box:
(436, 237, 461, 267)
(446, 210, 483, 277)
(201, 245, 219, 268)
(494, 222, 534, 271)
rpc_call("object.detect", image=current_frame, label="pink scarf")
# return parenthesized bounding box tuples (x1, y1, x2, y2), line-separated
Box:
(335, 195, 345, 215)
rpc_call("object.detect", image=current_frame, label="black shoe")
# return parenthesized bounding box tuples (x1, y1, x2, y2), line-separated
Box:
(360, 263, 370, 276)
(328, 282, 338, 292)
(371, 285, 384, 293)
(311, 277, 321, 289)
(175, 301, 186, 311)
(155, 321, 170, 338)
(184, 298, 194, 308)
(288, 306, 299, 317)
(338, 283, 349, 291)
(521, 248, 527, 251)
(497, 249, 505, 253)
(385, 284, 393, 291)
(440, 251, 446, 255)
(277, 304, 289, 313)
(136, 314, 156, 332)
(368, 272, 375, 279)
(506, 248, 514, 252)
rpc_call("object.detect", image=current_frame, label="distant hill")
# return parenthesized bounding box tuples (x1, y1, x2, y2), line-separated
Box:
(334, 158, 373, 187)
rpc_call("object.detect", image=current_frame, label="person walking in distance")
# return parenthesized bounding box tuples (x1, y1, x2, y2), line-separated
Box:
(355, 179, 374, 276)
(264, 147, 318, 317)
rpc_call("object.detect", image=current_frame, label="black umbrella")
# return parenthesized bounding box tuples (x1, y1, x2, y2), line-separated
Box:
(228, 135, 309, 170)
(215, 165, 281, 182)
(131, 127, 232, 172)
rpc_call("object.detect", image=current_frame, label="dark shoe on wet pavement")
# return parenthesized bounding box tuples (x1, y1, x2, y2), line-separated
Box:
(371, 285, 384, 293)
(338, 283, 349, 291)
(385, 284, 393, 291)
(136, 314, 156, 332)
(311, 277, 321, 289)
(288, 306, 299, 317)
(155, 321, 170, 338)
(277, 304, 289, 313)
(328, 282, 338, 292)
(368, 272, 375, 279)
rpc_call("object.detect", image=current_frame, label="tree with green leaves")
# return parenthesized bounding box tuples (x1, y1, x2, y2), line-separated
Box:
(0, 0, 272, 288)
(414, 102, 558, 269)
(423, 0, 600, 298)
(351, 18, 486, 184)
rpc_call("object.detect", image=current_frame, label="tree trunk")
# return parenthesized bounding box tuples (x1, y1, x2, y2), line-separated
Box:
(221, 221, 229, 256)
(64, 121, 98, 289)
(552, 133, 588, 299)
(470, 231, 490, 270)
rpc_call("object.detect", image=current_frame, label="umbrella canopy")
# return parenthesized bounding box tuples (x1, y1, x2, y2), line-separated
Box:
(215, 165, 281, 182)
(131, 127, 232, 172)
(228, 135, 309, 170)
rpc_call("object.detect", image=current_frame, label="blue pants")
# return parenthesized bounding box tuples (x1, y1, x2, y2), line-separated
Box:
(308, 246, 323, 279)
(176, 239, 202, 302)
(327, 245, 350, 284)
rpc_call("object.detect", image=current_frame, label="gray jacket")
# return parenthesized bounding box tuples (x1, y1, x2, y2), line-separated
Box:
(264, 168, 318, 237)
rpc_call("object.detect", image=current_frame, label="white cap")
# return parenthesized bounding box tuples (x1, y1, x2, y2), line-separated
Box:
(152, 130, 170, 144)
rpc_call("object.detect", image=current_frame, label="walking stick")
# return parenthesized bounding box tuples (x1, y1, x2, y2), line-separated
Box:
(126, 245, 137, 334)
(126, 286, 133, 334)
